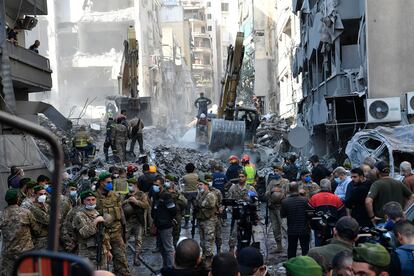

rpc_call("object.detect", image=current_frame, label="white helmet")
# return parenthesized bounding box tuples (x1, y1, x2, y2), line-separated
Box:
(200, 113, 206, 119)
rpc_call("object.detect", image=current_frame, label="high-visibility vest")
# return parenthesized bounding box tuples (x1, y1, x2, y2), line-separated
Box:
(74, 132, 89, 148)
(244, 164, 256, 185)
(113, 177, 129, 195)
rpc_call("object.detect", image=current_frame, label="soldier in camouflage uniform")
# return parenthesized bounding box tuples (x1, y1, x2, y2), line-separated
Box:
(208, 179, 223, 253)
(95, 172, 131, 276)
(20, 178, 37, 209)
(165, 178, 187, 247)
(227, 170, 257, 253)
(265, 177, 289, 253)
(61, 204, 83, 252)
(122, 178, 149, 266)
(194, 178, 218, 266)
(0, 189, 41, 276)
(298, 170, 320, 199)
(112, 117, 129, 162)
(28, 185, 50, 250)
(73, 190, 112, 269)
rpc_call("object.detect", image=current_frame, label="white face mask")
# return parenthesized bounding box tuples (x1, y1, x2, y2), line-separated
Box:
(38, 195, 47, 203)
(85, 204, 96, 210)
(128, 186, 135, 193)
(91, 185, 96, 191)
(83, 176, 89, 180)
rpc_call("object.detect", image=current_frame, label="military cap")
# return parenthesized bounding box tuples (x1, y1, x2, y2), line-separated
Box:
(198, 176, 209, 185)
(5, 189, 19, 204)
(204, 174, 212, 181)
(284, 256, 323, 276)
(67, 181, 77, 188)
(33, 185, 45, 193)
(98, 171, 112, 181)
(353, 243, 390, 268)
(80, 189, 96, 201)
(127, 178, 138, 184)
(165, 174, 178, 182)
(27, 179, 38, 189)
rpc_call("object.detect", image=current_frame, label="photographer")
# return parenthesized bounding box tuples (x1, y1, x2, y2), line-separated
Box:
(390, 220, 414, 275)
(227, 170, 258, 254)
(308, 179, 346, 246)
(308, 217, 359, 273)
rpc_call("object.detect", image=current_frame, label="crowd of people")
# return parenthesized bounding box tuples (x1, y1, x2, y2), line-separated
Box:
(2, 151, 414, 276)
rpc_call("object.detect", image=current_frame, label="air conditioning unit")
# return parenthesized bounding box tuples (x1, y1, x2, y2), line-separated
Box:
(406, 92, 414, 115)
(366, 97, 401, 123)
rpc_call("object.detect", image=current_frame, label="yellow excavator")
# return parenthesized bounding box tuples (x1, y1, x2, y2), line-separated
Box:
(107, 26, 152, 124)
(196, 32, 260, 152)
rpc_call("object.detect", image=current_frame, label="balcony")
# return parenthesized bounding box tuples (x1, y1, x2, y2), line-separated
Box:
(6, 0, 48, 18)
(192, 63, 212, 71)
(5, 41, 52, 92)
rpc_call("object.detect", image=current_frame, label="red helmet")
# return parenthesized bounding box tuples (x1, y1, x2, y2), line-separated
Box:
(127, 164, 138, 173)
(241, 154, 250, 163)
(228, 155, 238, 163)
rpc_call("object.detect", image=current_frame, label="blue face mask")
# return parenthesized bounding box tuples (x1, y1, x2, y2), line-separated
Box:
(304, 176, 311, 183)
(153, 185, 160, 193)
(273, 173, 281, 180)
(334, 177, 341, 184)
(104, 182, 113, 191)
(46, 186, 52, 194)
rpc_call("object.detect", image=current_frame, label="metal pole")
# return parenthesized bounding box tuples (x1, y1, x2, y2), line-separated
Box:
(0, 111, 64, 251)
(0, 0, 16, 113)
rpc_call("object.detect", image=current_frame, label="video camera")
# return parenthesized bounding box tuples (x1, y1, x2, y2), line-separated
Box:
(357, 227, 393, 251)
(222, 198, 258, 223)
(308, 210, 338, 245)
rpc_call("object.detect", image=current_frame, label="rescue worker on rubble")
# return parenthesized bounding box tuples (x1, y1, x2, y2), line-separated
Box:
(28, 185, 50, 250)
(73, 125, 96, 157)
(112, 116, 129, 162)
(226, 155, 243, 186)
(0, 189, 41, 276)
(265, 163, 290, 253)
(164, 177, 187, 247)
(122, 178, 149, 266)
(227, 170, 258, 254)
(73, 189, 112, 269)
(241, 154, 257, 187)
(129, 116, 145, 155)
(194, 92, 212, 118)
(205, 174, 224, 253)
(95, 172, 131, 276)
(114, 167, 129, 195)
(104, 117, 116, 162)
(194, 176, 218, 267)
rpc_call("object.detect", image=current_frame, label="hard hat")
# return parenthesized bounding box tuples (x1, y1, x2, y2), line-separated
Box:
(127, 164, 138, 173)
(149, 165, 157, 173)
(228, 155, 238, 163)
(200, 113, 206, 119)
(241, 154, 250, 162)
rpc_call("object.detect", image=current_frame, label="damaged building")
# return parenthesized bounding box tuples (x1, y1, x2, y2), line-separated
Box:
(292, 0, 414, 167)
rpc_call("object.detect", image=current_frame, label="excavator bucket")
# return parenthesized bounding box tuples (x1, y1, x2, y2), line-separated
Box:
(209, 119, 245, 153)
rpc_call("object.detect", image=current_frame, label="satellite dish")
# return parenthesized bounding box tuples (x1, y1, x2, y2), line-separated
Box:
(288, 126, 310, 148)
(369, 100, 389, 119)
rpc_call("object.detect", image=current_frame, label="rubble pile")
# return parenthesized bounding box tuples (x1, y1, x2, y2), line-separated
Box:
(256, 114, 291, 148)
(36, 115, 72, 158)
(143, 126, 177, 149)
(151, 145, 225, 177)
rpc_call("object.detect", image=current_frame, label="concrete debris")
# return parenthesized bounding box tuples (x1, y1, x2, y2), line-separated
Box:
(151, 145, 225, 178)
(256, 114, 291, 148)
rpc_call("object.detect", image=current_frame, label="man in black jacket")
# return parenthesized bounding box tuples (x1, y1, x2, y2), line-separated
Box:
(281, 181, 311, 259)
(345, 167, 372, 228)
(309, 155, 331, 185)
(152, 177, 177, 269)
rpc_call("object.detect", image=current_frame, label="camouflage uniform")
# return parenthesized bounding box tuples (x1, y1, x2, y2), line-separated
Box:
(61, 205, 82, 252)
(227, 183, 257, 249)
(123, 190, 149, 259)
(21, 196, 34, 209)
(265, 178, 289, 247)
(60, 194, 73, 221)
(73, 206, 111, 269)
(209, 187, 223, 252)
(170, 189, 188, 246)
(112, 123, 128, 162)
(96, 189, 131, 276)
(299, 181, 320, 199)
(194, 190, 218, 258)
(29, 201, 50, 250)
(114, 176, 129, 195)
(0, 205, 40, 276)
